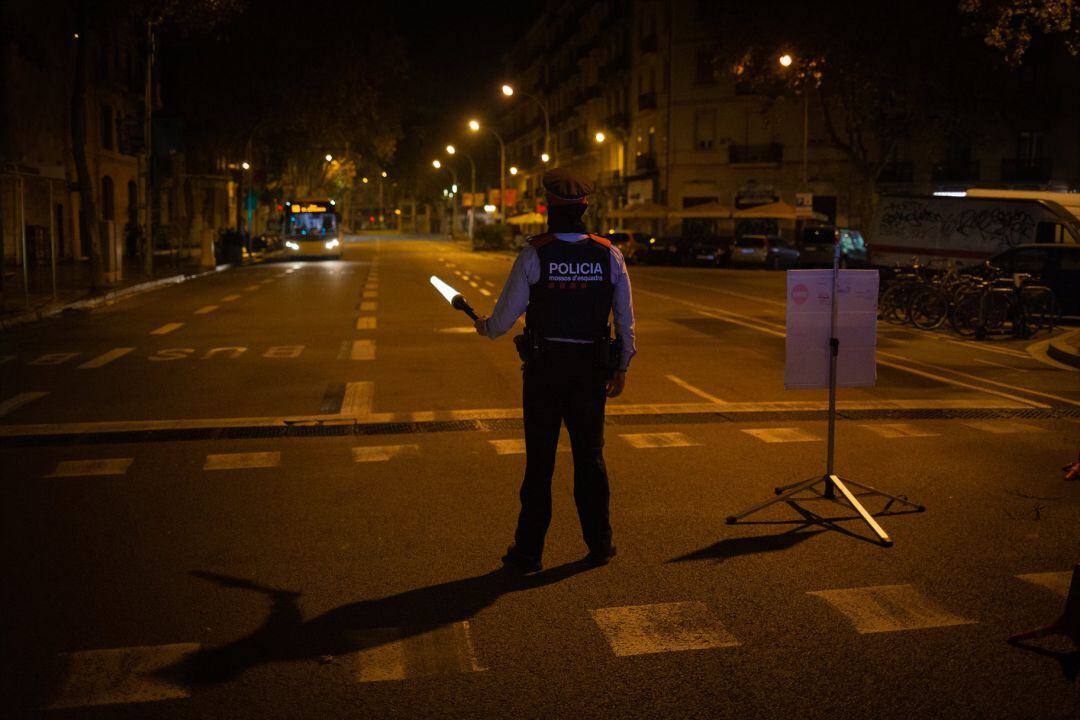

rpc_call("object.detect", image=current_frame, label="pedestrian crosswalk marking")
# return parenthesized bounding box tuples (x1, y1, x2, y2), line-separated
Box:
(203, 452, 280, 470)
(341, 381, 374, 417)
(350, 339, 376, 360)
(355, 622, 485, 682)
(221, 294, 241, 302)
(962, 420, 1044, 434)
(194, 305, 219, 315)
(620, 432, 700, 449)
(48, 643, 200, 709)
(47, 458, 133, 478)
(356, 316, 376, 330)
(858, 423, 940, 439)
(479, 288, 491, 296)
(0, 391, 48, 418)
(1016, 571, 1072, 598)
(741, 427, 820, 443)
(150, 322, 183, 335)
(488, 438, 569, 455)
(360, 301, 377, 312)
(590, 602, 739, 657)
(78, 348, 135, 369)
(29, 352, 80, 366)
(352, 444, 420, 462)
(808, 584, 975, 634)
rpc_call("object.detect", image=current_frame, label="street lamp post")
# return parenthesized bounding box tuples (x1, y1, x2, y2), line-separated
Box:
(778, 53, 808, 187)
(379, 170, 388, 228)
(468, 119, 507, 222)
(432, 159, 459, 238)
(446, 145, 476, 240)
(502, 83, 552, 166)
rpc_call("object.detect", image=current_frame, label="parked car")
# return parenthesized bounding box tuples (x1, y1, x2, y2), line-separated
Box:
(687, 235, 731, 267)
(645, 235, 688, 265)
(798, 226, 868, 267)
(987, 243, 1080, 317)
(730, 235, 800, 269)
(604, 229, 651, 264)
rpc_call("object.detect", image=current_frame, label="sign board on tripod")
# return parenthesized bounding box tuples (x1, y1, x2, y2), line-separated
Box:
(784, 269, 879, 389)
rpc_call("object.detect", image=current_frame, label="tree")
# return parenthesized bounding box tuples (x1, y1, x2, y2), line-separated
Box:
(70, 1, 104, 290)
(961, 0, 1080, 65)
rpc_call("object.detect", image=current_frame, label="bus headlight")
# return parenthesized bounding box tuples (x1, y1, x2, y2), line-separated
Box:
(325, 239, 340, 250)
(286, 241, 300, 250)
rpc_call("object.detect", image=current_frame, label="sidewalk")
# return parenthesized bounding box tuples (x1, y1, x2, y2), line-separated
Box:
(1, 253, 212, 327)
(1047, 328, 1080, 369)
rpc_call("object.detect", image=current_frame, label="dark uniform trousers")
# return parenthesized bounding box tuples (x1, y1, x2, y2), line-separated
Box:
(516, 341, 612, 560)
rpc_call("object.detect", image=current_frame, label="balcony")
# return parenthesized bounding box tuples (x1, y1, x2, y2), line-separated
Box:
(878, 161, 914, 183)
(932, 160, 980, 183)
(633, 154, 658, 174)
(728, 143, 783, 166)
(640, 34, 658, 54)
(638, 91, 657, 111)
(1001, 157, 1052, 183)
(583, 83, 602, 101)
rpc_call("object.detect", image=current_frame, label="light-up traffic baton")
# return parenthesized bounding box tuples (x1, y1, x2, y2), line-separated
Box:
(429, 275, 480, 321)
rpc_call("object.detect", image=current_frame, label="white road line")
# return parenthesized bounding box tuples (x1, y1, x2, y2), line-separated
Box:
(808, 584, 975, 634)
(488, 438, 569, 455)
(590, 602, 739, 657)
(1016, 571, 1073, 598)
(360, 301, 377, 312)
(741, 427, 820, 443)
(0, 391, 48, 418)
(974, 357, 1028, 373)
(47, 458, 133, 478)
(620, 432, 700, 449)
(647, 275, 786, 308)
(356, 621, 485, 682)
(78, 348, 135, 369)
(49, 643, 200, 709)
(362, 290, 377, 300)
(469, 281, 479, 288)
(356, 316, 376, 330)
(203, 452, 280, 470)
(193, 305, 218, 315)
(221, 294, 242, 302)
(28, 352, 80, 366)
(665, 374, 727, 404)
(244, 284, 260, 291)
(150, 323, 183, 335)
(962, 420, 1045, 434)
(350, 339, 376, 360)
(484, 280, 495, 287)
(352, 444, 420, 462)
(340, 381, 374, 417)
(479, 288, 492, 297)
(858, 423, 939, 439)
(437, 327, 476, 334)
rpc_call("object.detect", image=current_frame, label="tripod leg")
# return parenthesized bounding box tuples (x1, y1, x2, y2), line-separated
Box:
(829, 475, 892, 546)
(775, 476, 824, 495)
(727, 476, 822, 524)
(838, 477, 925, 511)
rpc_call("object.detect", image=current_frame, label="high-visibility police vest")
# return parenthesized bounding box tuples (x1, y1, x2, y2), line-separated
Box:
(525, 233, 614, 341)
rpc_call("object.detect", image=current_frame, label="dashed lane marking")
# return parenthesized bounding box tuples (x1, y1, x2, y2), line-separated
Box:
(858, 423, 940, 439)
(244, 284, 260, 291)
(340, 381, 374, 417)
(78, 348, 134, 369)
(479, 288, 492, 297)
(28, 352, 80, 366)
(355, 622, 485, 682)
(962, 420, 1045, 434)
(1016, 571, 1073, 598)
(488, 438, 569, 455)
(741, 427, 820, 443)
(221, 294, 242, 302)
(590, 602, 739, 657)
(620, 432, 700, 449)
(352, 444, 420, 462)
(975, 357, 1029, 373)
(0, 391, 48, 418)
(350, 339, 376, 360)
(666, 374, 727, 405)
(484, 280, 495, 287)
(360, 301, 377, 312)
(808, 584, 975, 634)
(48, 643, 200, 709)
(437, 327, 475, 334)
(150, 323, 183, 335)
(469, 281, 479, 288)
(203, 452, 280, 470)
(46, 458, 133, 478)
(194, 305, 219, 315)
(362, 290, 377, 300)
(356, 316, 376, 330)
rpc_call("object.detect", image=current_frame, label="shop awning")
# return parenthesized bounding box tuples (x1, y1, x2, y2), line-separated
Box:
(609, 202, 670, 219)
(506, 211, 546, 225)
(669, 200, 732, 219)
(733, 200, 799, 221)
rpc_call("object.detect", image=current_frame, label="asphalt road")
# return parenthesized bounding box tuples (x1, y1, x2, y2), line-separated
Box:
(2, 233, 1078, 719)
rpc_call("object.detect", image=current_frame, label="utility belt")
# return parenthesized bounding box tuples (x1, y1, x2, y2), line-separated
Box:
(514, 326, 621, 373)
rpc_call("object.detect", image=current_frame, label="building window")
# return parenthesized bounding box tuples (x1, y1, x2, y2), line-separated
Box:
(695, 49, 716, 84)
(100, 104, 114, 150)
(101, 176, 115, 221)
(1017, 130, 1044, 160)
(693, 110, 716, 150)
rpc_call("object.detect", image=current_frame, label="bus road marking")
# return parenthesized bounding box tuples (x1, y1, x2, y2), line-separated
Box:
(150, 323, 183, 335)
(193, 305, 219, 315)
(28, 352, 80, 366)
(360, 302, 377, 312)
(350, 340, 376, 360)
(78, 348, 134, 369)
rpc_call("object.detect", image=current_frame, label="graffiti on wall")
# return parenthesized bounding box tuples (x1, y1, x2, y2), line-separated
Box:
(879, 200, 1035, 247)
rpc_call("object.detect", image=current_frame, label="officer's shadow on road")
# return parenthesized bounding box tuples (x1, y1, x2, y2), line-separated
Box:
(159, 562, 593, 687)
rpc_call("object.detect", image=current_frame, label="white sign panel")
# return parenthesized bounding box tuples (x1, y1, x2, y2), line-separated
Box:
(785, 270, 879, 389)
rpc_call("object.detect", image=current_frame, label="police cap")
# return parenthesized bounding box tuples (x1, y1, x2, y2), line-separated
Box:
(542, 168, 594, 205)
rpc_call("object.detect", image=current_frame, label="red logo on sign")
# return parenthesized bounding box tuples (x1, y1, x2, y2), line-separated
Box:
(792, 284, 809, 305)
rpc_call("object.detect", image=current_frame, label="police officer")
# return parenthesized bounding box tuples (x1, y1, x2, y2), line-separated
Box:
(475, 168, 637, 573)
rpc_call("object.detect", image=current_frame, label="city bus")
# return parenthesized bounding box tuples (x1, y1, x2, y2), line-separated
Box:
(282, 199, 343, 259)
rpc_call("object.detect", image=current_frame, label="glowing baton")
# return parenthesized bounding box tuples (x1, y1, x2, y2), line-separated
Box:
(429, 275, 479, 321)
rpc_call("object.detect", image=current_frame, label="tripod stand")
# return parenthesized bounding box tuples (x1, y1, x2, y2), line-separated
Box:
(725, 248, 924, 547)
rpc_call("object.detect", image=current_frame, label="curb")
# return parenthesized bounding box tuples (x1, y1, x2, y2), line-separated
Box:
(1047, 333, 1080, 369)
(0, 263, 232, 331)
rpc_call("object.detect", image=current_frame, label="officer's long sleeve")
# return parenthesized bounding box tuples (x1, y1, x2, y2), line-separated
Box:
(483, 248, 537, 340)
(610, 249, 637, 371)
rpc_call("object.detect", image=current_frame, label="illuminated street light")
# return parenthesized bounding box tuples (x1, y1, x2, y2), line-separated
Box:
(468, 119, 481, 132)
(484, 204, 497, 213)
(432, 159, 442, 169)
(541, 152, 550, 163)
(501, 84, 514, 97)
(446, 145, 456, 155)
(501, 83, 552, 165)
(325, 153, 333, 162)
(779, 53, 793, 67)
(594, 131, 606, 144)
(381, 171, 388, 178)
(362, 177, 369, 183)
(509, 166, 519, 176)
(241, 162, 250, 170)
(468, 119, 507, 219)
